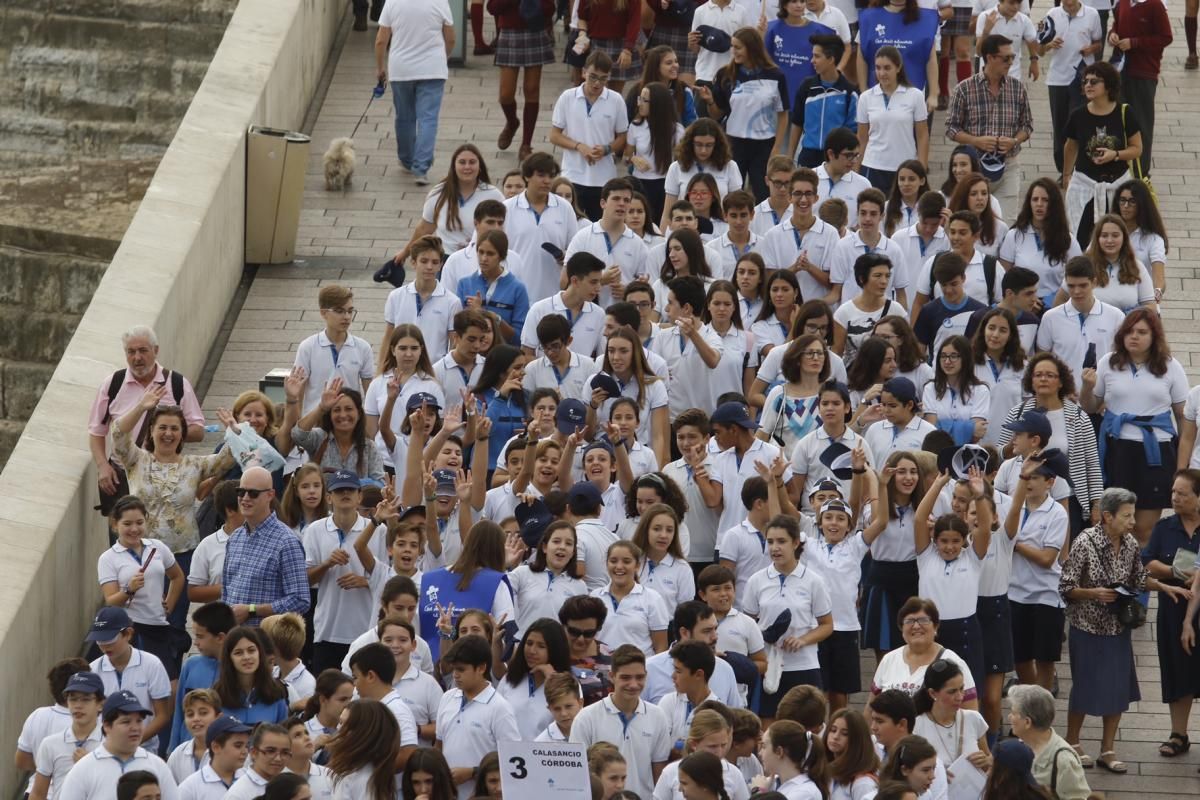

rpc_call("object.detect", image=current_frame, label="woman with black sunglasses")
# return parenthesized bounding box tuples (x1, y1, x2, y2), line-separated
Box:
(556, 595, 612, 706)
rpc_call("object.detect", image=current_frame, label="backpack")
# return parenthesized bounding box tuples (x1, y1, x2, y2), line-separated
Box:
(928, 251, 997, 307)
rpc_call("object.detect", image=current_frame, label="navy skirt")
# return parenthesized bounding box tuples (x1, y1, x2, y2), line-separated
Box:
(1068, 626, 1140, 716)
(936, 614, 985, 691)
(977, 594, 1015, 675)
(861, 559, 920, 651)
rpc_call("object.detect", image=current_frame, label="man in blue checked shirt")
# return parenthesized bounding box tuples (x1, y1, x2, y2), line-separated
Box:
(221, 466, 310, 625)
(455, 230, 531, 342)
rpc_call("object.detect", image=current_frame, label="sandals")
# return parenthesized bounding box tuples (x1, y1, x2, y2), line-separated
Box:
(1097, 751, 1128, 774)
(1071, 744, 1094, 769)
(1160, 732, 1190, 757)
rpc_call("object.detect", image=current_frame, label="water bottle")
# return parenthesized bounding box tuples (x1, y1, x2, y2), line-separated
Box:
(373, 79, 386, 99)
(204, 424, 222, 433)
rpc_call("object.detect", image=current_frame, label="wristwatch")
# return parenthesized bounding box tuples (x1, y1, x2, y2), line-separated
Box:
(249, 604, 257, 617)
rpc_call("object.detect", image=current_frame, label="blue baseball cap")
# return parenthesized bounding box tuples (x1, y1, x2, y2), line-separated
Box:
(86, 607, 132, 643)
(406, 392, 442, 412)
(207, 715, 253, 743)
(326, 470, 361, 492)
(882, 376, 918, 405)
(102, 690, 149, 717)
(591, 372, 623, 399)
(710, 401, 759, 430)
(515, 498, 555, 549)
(433, 468, 457, 498)
(567, 481, 604, 510)
(556, 399, 588, 434)
(1003, 410, 1051, 443)
(64, 672, 105, 697)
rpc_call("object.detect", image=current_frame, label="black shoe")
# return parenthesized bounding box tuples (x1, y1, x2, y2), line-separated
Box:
(373, 259, 406, 287)
(353, 12, 368, 30)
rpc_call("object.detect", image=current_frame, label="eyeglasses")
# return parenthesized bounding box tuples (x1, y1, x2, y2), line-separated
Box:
(322, 306, 356, 317)
(800, 350, 825, 359)
(1081, 77, 1103, 86)
(804, 322, 829, 335)
(902, 616, 933, 627)
(688, 190, 713, 199)
(939, 352, 963, 362)
(791, 190, 817, 200)
(584, 73, 610, 84)
(837, 151, 861, 161)
(236, 488, 269, 499)
(991, 53, 1015, 63)
(565, 626, 599, 639)
(768, 179, 791, 191)
(257, 747, 293, 759)
(631, 300, 654, 310)
(1117, 197, 1137, 206)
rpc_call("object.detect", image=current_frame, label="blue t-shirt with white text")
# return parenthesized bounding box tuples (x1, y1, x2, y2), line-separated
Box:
(858, 6, 940, 91)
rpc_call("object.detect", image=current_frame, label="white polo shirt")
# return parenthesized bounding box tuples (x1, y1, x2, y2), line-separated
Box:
(664, 160, 744, 200)
(648, 323, 725, 419)
(97, 538, 176, 627)
(705, 232, 762, 280)
(509, 564, 587, 635)
(575, 517, 621, 591)
(522, 293, 606, 359)
(790, 426, 874, 511)
(654, 754, 752, 800)
(382, 281, 462, 362)
(755, 340, 848, 389)
(303, 516, 377, 645)
(712, 437, 794, 535)
(1129, 228, 1167, 272)
(1033, 299, 1123, 380)
(638, 553, 696, 609)
(551, 85, 630, 188)
(829, 232, 909, 305)
(34, 724, 102, 799)
(522, 351, 600, 401)
(342, 630, 435, 676)
(166, 738, 211, 785)
(1093, 352, 1189, 441)
(975, 10, 1037, 78)
(593, 582, 671, 656)
(505, 192, 580, 304)
(496, 675, 553, 742)
(379, 689, 420, 747)
(913, 249, 1003, 305)
(803, 531, 871, 630)
(18, 705, 71, 796)
(691, 1, 755, 80)
(751, 200, 791, 236)
(57, 744, 178, 800)
(1043, 4, 1102, 86)
(717, 519, 773, 606)
(662, 454, 723, 563)
(921, 382, 991, 424)
(583, 372, 670, 447)
(916, 543, 984, 620)
(442, 239, 528, 295)
(1185, 385, 1200, 469)
(567, 224, 651, 307)
(759, 216, 843, 303)
(420, 183, 506, 254)
(178, 764, 242, 800)
(1008, 495, 1069, 607)
(571, 697, 673, 800)
(864, 416, 937, 470)
(856, 85, 928, 171)
(742, 561, 833, 671)
(657, 689, 720, 745)
(224, 767, 270, 800)
(814, 165, 872, 229)
(892, 223, 950, 292)
(89, 650, 171, 753)
(294, 331, 375, 416)
(188, 529, 229, 591)
(436, 685, 521, 800)
(776, 773, 825, 800)
(432, 352, 485, 404)
(998, 226, 1081, 297)
(393, 663, 445, 746)
(363, 371, 445, 467)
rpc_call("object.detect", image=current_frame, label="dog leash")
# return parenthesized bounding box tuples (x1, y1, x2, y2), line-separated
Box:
(348, 79, 387, 141)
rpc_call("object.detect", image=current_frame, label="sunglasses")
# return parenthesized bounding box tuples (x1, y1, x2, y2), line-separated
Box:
(236, 488, 269, 499)
(566, 626, 598, 639)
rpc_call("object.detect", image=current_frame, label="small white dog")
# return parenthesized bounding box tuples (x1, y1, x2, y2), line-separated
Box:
(323, 137, 356, 191)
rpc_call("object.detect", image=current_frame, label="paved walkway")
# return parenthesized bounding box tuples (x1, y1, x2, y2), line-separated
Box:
(200, 16, 1200, 796)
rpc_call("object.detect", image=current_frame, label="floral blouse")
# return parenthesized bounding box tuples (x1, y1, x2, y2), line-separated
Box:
(113, 428, 234, 554)
(1059, 525, 1147, 637)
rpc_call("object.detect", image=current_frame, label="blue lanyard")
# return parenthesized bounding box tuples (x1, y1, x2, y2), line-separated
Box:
(414, 291, 425, 316)
(617, 710, 636, 737)
(917, 236, 928, 257)
(792, 228, 804, 252)
(551, 360, 571, 386)
(679, 333, 687, 355)
(335, 529, 347, 548)
(988, 357, 1001, 383)
(328, 344, 341, 366)
(602, 230, 615, 254)
(125, 547, 144, 567)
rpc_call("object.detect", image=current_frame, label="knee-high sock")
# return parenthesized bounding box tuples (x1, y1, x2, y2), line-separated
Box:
(470, 4, 487, 48)
(500, 101, 519, 128)
(939, 55, 950, 98)
(956, 58, 972, 81)
(1187, 15, 1197, 55)
(521, 102, 540, 147)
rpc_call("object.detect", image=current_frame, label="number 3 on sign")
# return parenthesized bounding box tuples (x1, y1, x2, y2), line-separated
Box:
(497, 740, 590, 800)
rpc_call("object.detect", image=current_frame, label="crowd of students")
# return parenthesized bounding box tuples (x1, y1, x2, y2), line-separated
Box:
(28, 0, 1200, 797)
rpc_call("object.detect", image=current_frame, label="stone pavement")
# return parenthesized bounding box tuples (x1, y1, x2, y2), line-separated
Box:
(198, 14, 1200, 796)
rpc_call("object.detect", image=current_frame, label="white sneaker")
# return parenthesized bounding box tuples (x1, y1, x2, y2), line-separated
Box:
(414, 173, 429, 186)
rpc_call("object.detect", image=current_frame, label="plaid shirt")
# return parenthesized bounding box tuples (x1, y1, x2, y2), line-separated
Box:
(945, 72, 1034, 158)
(222, 512, 310, 621)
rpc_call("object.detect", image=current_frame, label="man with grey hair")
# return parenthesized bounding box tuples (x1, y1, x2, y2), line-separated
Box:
(1008, 683, 1092, 799)
(88, 325, 205, 511)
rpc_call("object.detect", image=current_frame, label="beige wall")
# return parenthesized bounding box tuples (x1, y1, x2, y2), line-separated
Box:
(0, 0, 343, 790)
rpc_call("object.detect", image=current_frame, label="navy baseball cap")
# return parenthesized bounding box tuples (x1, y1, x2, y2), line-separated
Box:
(433, 469, 457, 498)
(207, 715, 253, 742)
(695, 24, 732, 52)
(710, 401, 759, 430)
(1003, 410, 1051, 443)
(64, 672, 105, 697)
(556, 399, 588, 434)
(937, 444, 991, 479)
(583, 440, 615, 460)
(591, 372, 622, 399)
(326, 470, 361, 492)
(992, 739, 1037, 786)
(1032, 448, 1071, 481)
(102, 690, 149, 717)
(809, 477, 842, 498)
(406, 392, 442, 412)
(567, 481, 604, 509)
(397, 505, 426, 524)
(515, 498, 555, 548)
(882, 377, 918, 405)
(86, 607, 132, 643)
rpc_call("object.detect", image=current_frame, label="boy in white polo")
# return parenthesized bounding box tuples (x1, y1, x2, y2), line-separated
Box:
(814, 129, 872, 229)
(705, 191, 761, 280)
(56, 691, 177, 800)
(522, 252, 607, 359)
(294, 284, 374, 416)
(176, 715, 250, 800)
(571, 644, 673, 800)
(828, 188, 908, 306)
(521, 316, 600, 401)
(347, 643, 421, 757)
(381, 236, 462, 362)
(303, 470, 378, 674)
(1034, 256, 1124, 381)
(85, 608, 171, 755)
(435, 636, 521, 800)
(223, 724, 291, 800)
(759, 168, 842, 304)
(565, 177, 650, 307)
(549, 50, 630, 221)
(30, 672, 105, 800)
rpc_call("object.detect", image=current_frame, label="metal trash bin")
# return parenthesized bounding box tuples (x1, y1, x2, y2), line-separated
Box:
(245, 125, 310, 264)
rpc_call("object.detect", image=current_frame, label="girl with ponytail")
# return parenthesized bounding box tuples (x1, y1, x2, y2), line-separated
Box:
(755, 720, 831, 800)
(677, 751, 734, 800)
(652, 709, 751, 800)
(302, 670, 354, 751)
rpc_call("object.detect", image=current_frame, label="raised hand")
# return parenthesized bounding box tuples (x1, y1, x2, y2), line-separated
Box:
(139, 383, 167, 411)
(216, 407, 240, 433)
(319, 377, 345, 412)
(283, 365, 307, 402)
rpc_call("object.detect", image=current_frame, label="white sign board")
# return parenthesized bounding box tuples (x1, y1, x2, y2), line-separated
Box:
(498, 739, 591, 800)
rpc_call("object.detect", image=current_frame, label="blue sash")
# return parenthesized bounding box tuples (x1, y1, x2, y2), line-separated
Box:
(419, 567, 511, 660)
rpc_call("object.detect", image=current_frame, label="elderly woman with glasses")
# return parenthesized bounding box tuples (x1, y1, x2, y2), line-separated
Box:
(112, 386, 238, 660)
(1007, 684, 1092, 800)
(1059, 487, 1190, 773)
(870, 596, 979, 710)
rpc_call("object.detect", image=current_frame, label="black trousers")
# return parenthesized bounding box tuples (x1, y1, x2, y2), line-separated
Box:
(1048, 84, 1083, 173)
(730, 136, 776, 202)
(575, 183, 603, 222)
(313, 641, 352, 675)
(1123, 76, 1158, 176)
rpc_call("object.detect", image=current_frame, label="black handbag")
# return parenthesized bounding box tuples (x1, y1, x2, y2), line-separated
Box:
(1111, 588, 1147, 630)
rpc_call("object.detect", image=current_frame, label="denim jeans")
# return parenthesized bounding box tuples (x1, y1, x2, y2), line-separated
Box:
(391, 78, 446, 176)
